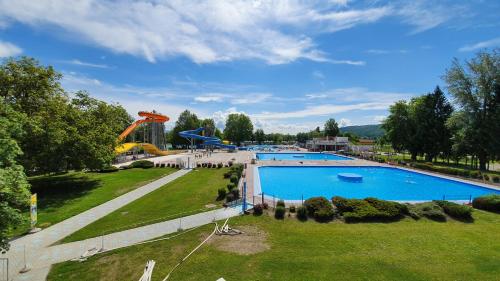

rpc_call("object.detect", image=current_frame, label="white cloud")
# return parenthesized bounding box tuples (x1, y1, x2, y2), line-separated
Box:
(194, 93, 226, 103)
(459, 37, 500, 52)
(373, 115, 386, 123)
(339, 118, 352, 127)
(304, 87, 414, 104)
(396, 1, 464, 34)
(231, 93, 272, 105)
(0, 40, 21, 57)
(65, 59, 110, 68)
(0, 0, 385, 65)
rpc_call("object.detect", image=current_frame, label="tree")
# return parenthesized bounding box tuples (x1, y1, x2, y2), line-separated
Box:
(0, 57, 134, 173)
(201, 118, 216, 137)
(171, 110, 200, 146)
(67, 91, 132, 170)
(413, 87, 453, 162)
(444, 49, 500, 170)
(0, 100, 31, 251)
(382, 101, 413, 156)
(223, 113, 253, 146)
(324, 118, 339, 137)
(254, 129, 265, 144)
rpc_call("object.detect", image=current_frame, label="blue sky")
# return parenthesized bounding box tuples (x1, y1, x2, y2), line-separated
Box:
(0, 0, 499, 133)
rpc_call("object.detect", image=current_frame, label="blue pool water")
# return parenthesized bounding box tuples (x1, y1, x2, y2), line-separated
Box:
(257, 152, 352, 161)
(257, 166, 500, 201)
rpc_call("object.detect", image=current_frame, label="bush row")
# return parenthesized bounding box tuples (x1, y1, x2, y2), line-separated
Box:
(472, 194, 500, 213)
(219, 163, 245, 203)
(410, 162, 499, 183)
(253, 196, 478, 223)
(197, 162, 226, 168)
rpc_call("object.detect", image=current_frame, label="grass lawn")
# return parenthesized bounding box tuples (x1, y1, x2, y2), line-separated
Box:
(10, 168, 177, 237)
(61, 168, 230, 243)
(48, 210, 500, 281)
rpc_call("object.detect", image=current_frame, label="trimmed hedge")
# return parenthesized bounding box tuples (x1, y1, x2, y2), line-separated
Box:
(407, 202, 446, 221)
(332, 196, 407, 223)
(98, 165, 119, 173)
(129, 160, 155, 169)
(434, 200, 473, 220)
(253, 204, 263, 216)
(472, 194, 500, 213)
(217, 188, 226, 200)
(296, 206, 308, 221)
(304, 197, 334, 222)
(275, 206, 286, 219)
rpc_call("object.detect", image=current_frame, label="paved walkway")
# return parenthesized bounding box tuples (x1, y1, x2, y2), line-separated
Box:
(12, 206, 242, 281)
(2, 168, 192, 281)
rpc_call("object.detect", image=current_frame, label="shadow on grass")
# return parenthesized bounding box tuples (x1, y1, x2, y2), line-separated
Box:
(29, 174, 101, 210)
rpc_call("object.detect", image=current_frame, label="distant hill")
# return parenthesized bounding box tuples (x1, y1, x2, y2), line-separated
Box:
(340, 124, 384, 139)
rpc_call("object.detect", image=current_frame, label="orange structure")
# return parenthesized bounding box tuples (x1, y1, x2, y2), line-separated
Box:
(118, 111, 169, 140)
(116, 111, 175, 156)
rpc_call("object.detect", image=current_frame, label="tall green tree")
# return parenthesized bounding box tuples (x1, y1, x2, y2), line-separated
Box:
(0, 100, 31, 251)
(223, 113, 253, 146)
(382, 101, 413, 156)
(444, 49, 500, 170)
(171, 110, 200, 146)
(324, 118, 339, 137)
(254, 129, 265, 144)
(412, 87, 453, 162)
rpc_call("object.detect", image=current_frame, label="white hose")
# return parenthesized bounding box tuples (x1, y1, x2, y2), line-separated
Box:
(162, 218, 230, 280)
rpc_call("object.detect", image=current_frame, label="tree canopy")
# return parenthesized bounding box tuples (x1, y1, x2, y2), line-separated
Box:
(223, 113, 253, 146)
(444, 49, 500, 169)
(0, 100, 30, 251)
(254, 129, 265, 144)
(170, 110, 200, 146)
(324, 118, 339, 137)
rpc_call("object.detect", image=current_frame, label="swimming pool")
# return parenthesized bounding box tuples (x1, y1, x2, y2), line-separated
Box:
(255, 166, 500, 202)
(256, 152, 352, 161)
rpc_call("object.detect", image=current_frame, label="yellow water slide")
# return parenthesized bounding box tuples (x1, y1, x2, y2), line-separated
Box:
(116, 111, 177, 156)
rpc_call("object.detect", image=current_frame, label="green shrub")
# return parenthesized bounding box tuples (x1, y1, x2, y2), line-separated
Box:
(297, 206, 308, 221)
(217, 163, 223, 168)
(289, 205, 296, 213)
(253, 204, 263, 216)
(227, 183, 235, 191)
(493, 176, 499, 183)
(230, 174, 239, 184)
(333, 196, 406, 222)
(483, 174, 490, 181)
(304, 197, 331, 217)
(469, 171, 481, 179)
(129, 160, 154, 169)
(160, 163, 165, 168)
(223, 171, 232, 178)
(434, 200, 473, 220)
(364, 197, 408, 217)
(472, 194, 500, 213)
(408, 202, 446, 221)
(98, 165, 119, 173)
(314, 207, 334, 222)
(275, 206, 286, 219)
(276, 199, 285, 208)
(217, 188, 226, 200)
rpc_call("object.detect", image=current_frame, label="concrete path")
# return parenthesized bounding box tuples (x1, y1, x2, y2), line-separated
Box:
(2, 168, 192, 280)
(12, 206, 242, 281)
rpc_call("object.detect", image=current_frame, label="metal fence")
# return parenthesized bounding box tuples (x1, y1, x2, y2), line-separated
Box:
(0, 258, 8, 281)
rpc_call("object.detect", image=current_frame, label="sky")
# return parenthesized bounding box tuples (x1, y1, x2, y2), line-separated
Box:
(0, 0, 499, 134)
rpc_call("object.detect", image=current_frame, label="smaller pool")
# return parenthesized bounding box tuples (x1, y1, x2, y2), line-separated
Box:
(256, 152, 352, 161)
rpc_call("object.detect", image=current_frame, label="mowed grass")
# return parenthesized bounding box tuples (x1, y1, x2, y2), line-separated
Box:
(48, 210, 500, 281)
(11, 168, 177, 237)
(61, 168, 230, 243)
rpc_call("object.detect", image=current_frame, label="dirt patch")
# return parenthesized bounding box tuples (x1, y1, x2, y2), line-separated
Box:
(204, 225, 270, 255)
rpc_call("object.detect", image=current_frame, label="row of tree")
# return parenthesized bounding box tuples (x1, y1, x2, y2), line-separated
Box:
(382, 50, 500, 170)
